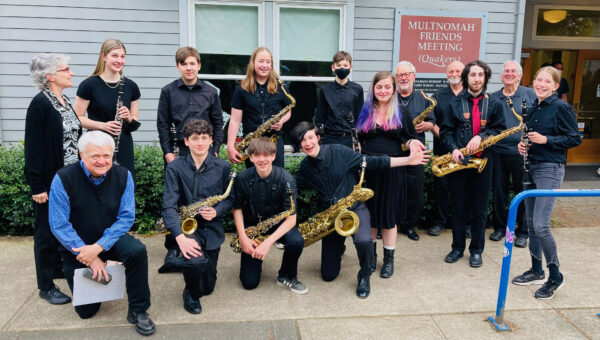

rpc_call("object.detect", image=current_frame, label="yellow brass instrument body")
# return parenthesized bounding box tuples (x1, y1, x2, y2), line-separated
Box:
(412, 90, 437, 126)
(234, 77, 296, 161)
(230, 186, 295, 253)
(430, 98, 523, 177)
(401, 90, 437, 152)
(298, 158, 373, 247)
(156, 171, 237, 235)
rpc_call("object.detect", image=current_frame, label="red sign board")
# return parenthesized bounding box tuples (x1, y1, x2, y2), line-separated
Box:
(397, 13, 485, 74)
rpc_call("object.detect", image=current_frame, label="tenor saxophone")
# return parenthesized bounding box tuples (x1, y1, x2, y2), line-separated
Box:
(298, 157, 374, 247)
(156, 170, 237, 235)
(430, 98, 522, 177)
(401, 91, 437, 151)
(412, 90, 437, 126)
(234, 77, 296, 161)
(230, 184, 295, 253)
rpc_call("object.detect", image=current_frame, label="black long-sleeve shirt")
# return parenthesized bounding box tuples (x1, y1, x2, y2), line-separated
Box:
(440, 91, 506, 153)
(527, 94, 581, 163)
(432, 86, 464, 155)
(157, 78, 224, 156)
(295, 144, 390, 210)
(315, 80, 364, 134)
(232, 166, 297, 228)
(161, 153, 233, 249)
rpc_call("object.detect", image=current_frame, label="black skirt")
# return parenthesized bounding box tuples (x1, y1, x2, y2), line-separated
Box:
(363, 166, 406, 229)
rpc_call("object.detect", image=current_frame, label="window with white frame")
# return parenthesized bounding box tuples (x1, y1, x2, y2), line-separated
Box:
(189, 0, 349, 128)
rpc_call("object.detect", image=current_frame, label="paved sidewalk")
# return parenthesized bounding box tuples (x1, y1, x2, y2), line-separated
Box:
(1, 182, 599, 339)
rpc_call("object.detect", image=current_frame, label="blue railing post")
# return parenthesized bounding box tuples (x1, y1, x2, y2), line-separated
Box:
(488, 189, 600, 332)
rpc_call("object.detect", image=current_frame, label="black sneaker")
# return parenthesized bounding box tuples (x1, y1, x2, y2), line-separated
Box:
(535, 276, 564, 300)
(39, 284, 71, 305)
(512, 269, 546, 286)
(127, 310, 156, 336)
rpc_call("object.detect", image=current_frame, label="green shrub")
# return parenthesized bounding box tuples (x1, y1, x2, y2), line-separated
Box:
(133, 143, 166, 234)
(0, 143, 34, 235)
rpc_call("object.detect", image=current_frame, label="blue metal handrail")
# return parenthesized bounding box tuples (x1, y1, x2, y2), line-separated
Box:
(488, 189, 600, 331)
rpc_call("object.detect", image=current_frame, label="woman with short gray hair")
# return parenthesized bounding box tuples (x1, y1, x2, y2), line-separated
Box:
(24, 53, 81, 305)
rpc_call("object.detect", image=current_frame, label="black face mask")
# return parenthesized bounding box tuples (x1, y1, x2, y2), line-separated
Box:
(334, 68, 351, 80)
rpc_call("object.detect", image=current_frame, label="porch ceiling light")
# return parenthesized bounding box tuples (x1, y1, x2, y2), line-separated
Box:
(543, 10, 567, 24)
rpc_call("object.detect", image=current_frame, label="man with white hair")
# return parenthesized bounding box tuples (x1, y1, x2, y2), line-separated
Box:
(394, 61, 436, 241)
(429, 60, 465, 237)
(488, 60, 536, 247)
(49, 131, 155, 336)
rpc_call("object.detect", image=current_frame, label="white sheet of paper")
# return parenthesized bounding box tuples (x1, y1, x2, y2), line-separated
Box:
(72, 264, 125, 306)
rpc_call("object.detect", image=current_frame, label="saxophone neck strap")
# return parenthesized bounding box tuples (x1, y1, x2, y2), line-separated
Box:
(461, 95, 489, 121)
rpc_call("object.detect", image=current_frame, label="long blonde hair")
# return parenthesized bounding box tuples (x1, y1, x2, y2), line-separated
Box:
(91, 38, 126, 76)
(240, 47, 278, 94)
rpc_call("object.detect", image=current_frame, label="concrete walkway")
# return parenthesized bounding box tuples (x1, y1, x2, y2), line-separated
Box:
(1, 181, 599, 339)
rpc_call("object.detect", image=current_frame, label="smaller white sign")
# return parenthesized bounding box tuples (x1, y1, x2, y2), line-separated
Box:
(72, 264, 125, 306)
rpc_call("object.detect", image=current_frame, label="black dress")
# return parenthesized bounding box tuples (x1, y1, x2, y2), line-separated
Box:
(358, 112, 415, 229)
(77, 75, 141, 176)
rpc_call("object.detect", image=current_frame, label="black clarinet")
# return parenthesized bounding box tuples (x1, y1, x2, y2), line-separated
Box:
(346, 112, 359, 151)
(170, 123, 179, 158)
(113, 77, 124, 164)
(521, 100, 533, 189)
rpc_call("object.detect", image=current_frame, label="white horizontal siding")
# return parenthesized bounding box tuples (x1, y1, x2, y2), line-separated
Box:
(0, 0, 180, 144)
(353, 0, 521, 93)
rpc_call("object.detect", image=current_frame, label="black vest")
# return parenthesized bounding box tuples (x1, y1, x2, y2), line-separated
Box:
(57, 163, 129, 245)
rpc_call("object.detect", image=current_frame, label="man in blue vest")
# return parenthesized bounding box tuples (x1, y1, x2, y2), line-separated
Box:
(49, 131, 155, 336)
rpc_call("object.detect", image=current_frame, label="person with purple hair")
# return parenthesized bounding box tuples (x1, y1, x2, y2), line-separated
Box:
(356, 71, 421, 278)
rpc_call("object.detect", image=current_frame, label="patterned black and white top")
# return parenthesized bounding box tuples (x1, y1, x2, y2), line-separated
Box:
(42, 89, 81, 165)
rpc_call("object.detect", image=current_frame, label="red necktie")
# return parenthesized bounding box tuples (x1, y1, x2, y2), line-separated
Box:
(470, 96, 482, 157)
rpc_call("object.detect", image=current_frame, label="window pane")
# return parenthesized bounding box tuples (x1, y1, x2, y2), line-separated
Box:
(199, 54, 248, 76)
(195, 4, 258, 54)
(536, 8, 600, 38)
(280, 7, 340, 62)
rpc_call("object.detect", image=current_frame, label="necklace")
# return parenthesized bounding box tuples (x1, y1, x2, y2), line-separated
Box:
(100, 75, 121, 89)
(399, 93, 412, 107)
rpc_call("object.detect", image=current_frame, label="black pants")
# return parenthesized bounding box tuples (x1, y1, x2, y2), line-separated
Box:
(59, 233, 151, 319)
(490, 151, 527, 237)
(239, 226, 303, 290)
(448, 157, 493, 255)
(432, 174, 451, 228)
(400, 164, 424, 231)
(182, 233, 220, 299)
(321, 204, 373, 281)
(244, 136, 285, 169)
(33, 202, 64, 290)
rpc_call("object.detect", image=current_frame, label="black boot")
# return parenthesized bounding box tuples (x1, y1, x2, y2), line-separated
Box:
(370, 242, 377, 271)
(356, 274, 370, 299)
(380, 248, 394, 278)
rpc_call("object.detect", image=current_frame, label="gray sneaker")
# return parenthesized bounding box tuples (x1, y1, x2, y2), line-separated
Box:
(512, 269, 545, 286)
(277, 276, 308, 295)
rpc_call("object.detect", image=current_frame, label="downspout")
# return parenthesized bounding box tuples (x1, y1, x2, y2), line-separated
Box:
(513, 0, 526, 61)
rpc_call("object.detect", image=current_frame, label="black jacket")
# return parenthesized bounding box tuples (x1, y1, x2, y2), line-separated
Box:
(528, 94, 581, 163)
(25, 92, 82, 195)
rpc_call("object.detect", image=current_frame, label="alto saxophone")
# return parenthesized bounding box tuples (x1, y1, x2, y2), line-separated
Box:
(298, 157, 373, 247)
(230, 184, 295, 253)
(431, 98, 522, 177)
(156, 170, 237, 235)
(234, 77, 296, 161)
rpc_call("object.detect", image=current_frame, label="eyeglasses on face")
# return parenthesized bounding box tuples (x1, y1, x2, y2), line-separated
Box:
(56, 66, 71, 73)
(395, 72, 413, 79)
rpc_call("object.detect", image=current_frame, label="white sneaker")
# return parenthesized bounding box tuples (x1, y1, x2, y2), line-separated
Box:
(275, 242, 285, 249)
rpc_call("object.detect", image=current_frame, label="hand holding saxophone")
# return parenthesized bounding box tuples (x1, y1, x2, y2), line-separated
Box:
(414, 121, 435, 133)
(197, 206, 217, 221)
(465, 135, 482, 154)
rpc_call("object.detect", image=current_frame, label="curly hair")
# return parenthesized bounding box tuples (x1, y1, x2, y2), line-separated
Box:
(29, 53, 70, 90)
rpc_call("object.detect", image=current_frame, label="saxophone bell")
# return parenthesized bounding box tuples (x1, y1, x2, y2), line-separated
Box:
(181, 218, 197, 235)
(334, 210, 359, 237)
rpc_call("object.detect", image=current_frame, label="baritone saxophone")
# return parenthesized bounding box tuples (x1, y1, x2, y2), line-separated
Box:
(298, 157, 373, 247)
